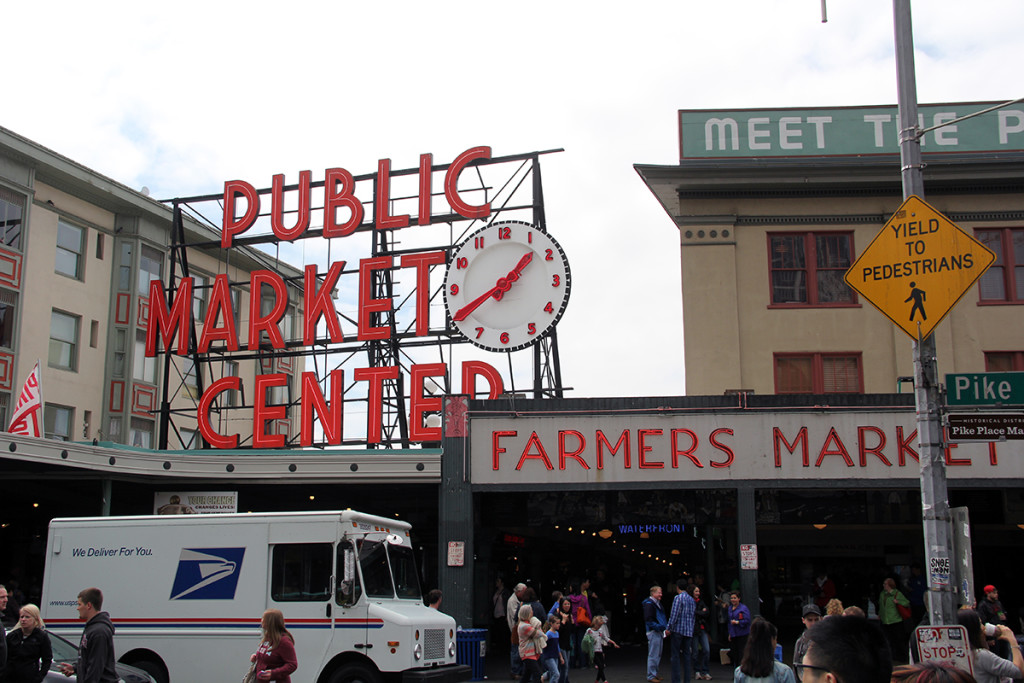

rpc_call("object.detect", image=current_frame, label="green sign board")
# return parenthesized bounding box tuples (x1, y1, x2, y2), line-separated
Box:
(679, 102, 1024, 159)
(946, 372, 1024, 406)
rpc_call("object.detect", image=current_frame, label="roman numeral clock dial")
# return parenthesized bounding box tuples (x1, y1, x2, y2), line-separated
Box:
(444, 220, 571, 352)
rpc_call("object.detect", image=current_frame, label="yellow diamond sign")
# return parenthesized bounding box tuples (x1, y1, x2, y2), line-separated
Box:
(844, 195, 995, 340)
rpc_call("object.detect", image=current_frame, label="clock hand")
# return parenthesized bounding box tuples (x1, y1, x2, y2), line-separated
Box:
(452, 251, 534, 322)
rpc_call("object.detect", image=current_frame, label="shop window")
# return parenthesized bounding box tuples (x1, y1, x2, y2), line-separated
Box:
(977, 228, 1024, 303)
(44, 404, 74, 441)
(768, 232, 855, 306)
(137, 244, 163, 294)
(775, 352, 862, 393)
(133, 329, 157, 383)
(985, 351, 1024, 372)
(130, 417, 153, 448)
(49, 310, 80, 371)
(0, 288, 17, 349)
(0, 187, 24, 250)
(270, 543, 332, 602)
(55, 220, 85, 279)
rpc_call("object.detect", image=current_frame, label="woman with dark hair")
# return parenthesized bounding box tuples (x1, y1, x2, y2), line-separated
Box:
(956, 609, 1022, 683)
(733, 617, 795, 683)
(251, 608, 298, 682)
(688, 585, 712, 680)
(557, 597, 574, 683)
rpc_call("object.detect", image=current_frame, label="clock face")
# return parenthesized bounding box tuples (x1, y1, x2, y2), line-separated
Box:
(444, 220, 571, 352)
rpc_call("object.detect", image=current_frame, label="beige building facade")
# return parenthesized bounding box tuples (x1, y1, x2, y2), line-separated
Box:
(636, 102, 1024, 396)
(0, 126, 303, 449)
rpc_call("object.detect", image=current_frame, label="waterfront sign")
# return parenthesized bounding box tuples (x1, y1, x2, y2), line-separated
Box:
(947, 372, 1024, 406)
(948, 414, 1024, 441)
(679, 101, 1024, 159)
(844, 196, 995, 340)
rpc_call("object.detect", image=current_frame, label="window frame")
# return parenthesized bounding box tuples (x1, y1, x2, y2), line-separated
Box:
(44, 403, 75, 441)
(976, 227, 1024, 304)
(49, 309, 80, 371)
(767, 231, 858, 308)
(774, 352, 864, 394)
(984, 351, 1024, 372)
(55, 219, 85, 280)
(0, 187, 25, 251)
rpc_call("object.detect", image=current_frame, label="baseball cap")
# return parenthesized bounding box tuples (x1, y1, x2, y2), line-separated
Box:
(984, 585, 997, 595)
(802, 604, 822, 617)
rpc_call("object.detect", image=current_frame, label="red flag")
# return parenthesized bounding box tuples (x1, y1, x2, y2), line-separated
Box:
(8, 361, 43, 437)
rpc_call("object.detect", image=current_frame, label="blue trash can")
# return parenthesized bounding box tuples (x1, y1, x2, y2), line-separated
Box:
(457, 628, 488, 681)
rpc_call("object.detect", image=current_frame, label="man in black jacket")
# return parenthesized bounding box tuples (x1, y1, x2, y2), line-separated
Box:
(57, 587, 118, 682)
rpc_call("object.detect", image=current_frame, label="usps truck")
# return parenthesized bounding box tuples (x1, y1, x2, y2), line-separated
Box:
(41, 511, 471, 683)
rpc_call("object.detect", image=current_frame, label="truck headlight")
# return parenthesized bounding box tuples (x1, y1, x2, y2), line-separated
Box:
(449, 642, 456, 658)
(414, 643, 422, 661)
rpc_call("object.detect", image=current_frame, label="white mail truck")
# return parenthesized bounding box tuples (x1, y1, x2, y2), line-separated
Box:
(41, 511, 471, 683)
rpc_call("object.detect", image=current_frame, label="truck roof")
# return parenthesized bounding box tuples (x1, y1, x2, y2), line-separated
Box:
(48, 509, 412, 531)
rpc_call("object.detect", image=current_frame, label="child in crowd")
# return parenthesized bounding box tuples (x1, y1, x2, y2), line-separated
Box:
(586, 615, 618, 683)
(541, 614, 564, 683)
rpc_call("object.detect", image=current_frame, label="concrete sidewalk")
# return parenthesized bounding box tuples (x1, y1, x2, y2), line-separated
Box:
(480, 642, 739, 683)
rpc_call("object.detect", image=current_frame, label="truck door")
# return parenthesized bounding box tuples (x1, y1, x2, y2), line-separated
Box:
(268, 541, 335, 671)
(336, 540, 371, 651)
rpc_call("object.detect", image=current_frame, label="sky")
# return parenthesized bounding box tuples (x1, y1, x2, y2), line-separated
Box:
(6, 0, 1023, 400)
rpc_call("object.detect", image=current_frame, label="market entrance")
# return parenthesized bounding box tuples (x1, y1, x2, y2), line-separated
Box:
(475, 488, 738, 647)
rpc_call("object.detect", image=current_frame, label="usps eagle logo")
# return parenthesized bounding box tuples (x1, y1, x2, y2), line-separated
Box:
(170, 548, 245, 600)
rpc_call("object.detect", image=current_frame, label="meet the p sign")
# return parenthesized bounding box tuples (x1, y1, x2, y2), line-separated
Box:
(946, 372, 1024, 406)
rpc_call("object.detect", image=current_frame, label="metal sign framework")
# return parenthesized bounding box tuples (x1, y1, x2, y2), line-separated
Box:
(156, 149, 566, 450)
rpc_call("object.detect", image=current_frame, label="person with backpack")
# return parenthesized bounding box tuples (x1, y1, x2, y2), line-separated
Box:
(585, 615, 618, 683)
(568, 580, 592, 669)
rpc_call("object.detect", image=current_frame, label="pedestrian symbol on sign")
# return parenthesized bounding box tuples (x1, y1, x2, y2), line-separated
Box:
(905, 282, 927, 322)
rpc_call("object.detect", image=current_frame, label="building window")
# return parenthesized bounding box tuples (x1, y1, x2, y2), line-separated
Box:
(775, 352, 862, 393)
(55, 220, 85, 279)
(192, 273, 209, 323)
(224, 361, 239, 407)
(138, 244, 163, 295)
(0, 288, 17, 349)
(133, 329, 157, 383)
(113, 329, 127, 377)
(180, 428, 198, 449)
(130, 417, 153, 448)
(0, 392, 8, 430)
(44, 404, 74, 441)
(118, 242, 132, 291)
(49, 310, 80, 371)
(180, 357, 200, 399)
(0, 187, 24, 250)
(769, 232, 855, 306)
(977, 228, 1024, 303)
(985, 351, 1024, 372)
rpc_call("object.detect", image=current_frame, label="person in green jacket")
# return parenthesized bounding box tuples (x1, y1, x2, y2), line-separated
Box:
(879, 578, 911, 663)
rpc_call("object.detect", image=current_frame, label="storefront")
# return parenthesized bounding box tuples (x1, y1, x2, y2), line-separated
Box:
(438, 393, 1024, 644)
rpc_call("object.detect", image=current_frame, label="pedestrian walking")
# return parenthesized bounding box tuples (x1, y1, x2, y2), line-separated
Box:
(726, 592, 751, 666)
(541, 614, 565, 683)
(250, 608, 298, 683)
(518, 604, 546, 683)
(733, 618, 794, 683)
(688, 585, 712, 680)
(643, 585, 668, 683)
(667, 579, 695, 683)
(56, 587, 118, 682)
(587, 616, 619, 683)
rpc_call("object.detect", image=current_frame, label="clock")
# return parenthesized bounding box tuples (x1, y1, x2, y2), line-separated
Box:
(444, 220, 571, 352)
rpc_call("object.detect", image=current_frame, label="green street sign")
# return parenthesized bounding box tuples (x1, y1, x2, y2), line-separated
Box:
(946, 372, 1024, 406)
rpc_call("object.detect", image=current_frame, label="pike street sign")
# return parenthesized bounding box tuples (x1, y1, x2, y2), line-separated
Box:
(946, 372, 1024, 406)
(844, 196, 995, 340)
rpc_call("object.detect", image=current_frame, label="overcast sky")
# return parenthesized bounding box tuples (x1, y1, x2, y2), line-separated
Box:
(7, 0, 1022, 400)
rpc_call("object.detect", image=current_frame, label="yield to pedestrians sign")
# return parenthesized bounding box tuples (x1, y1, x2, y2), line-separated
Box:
(844, 196, 995, 340)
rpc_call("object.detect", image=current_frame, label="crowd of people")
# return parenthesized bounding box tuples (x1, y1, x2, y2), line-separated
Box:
(493, 574, 1021, 683)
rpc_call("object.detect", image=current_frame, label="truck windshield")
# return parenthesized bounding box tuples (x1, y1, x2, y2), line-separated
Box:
(356, 539, 423, 600)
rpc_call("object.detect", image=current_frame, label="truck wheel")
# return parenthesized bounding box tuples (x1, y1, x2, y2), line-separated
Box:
(129, 658, 169, 683)
(328, 662, 382, 683)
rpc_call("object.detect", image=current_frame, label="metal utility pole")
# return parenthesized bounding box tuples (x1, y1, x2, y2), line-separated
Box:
(893, 0, 957, 625)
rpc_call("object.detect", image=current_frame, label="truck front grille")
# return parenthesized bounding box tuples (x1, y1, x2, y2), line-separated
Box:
(423, 628, 446, 660)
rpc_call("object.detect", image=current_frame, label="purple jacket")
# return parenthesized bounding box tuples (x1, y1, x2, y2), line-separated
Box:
(728, 602, 751, 639)
(568, 593, 591, 625)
